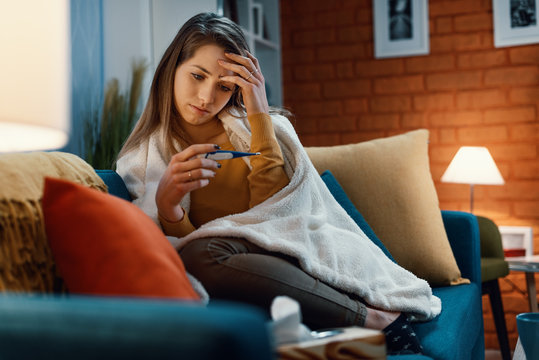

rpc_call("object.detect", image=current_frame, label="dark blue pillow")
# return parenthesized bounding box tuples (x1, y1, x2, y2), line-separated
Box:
(320, 170, 396, 263)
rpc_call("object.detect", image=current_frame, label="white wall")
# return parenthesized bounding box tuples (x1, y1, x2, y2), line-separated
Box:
(103, 0, 153, 88)
(102, 0, 216, 99)
(151, 0, 216, 67)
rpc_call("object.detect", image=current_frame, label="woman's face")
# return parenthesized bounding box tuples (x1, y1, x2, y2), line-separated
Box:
(173, 44, 236, 126)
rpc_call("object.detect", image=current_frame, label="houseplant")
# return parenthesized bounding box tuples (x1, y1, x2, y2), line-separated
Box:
(83, 59, 147, 169)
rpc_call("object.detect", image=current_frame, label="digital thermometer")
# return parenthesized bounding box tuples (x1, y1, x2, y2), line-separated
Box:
(197, 150, 261, 160)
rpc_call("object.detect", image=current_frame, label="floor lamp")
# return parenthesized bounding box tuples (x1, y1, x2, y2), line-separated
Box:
(441, 146, 505, 213)
(0, 0, 70, 152)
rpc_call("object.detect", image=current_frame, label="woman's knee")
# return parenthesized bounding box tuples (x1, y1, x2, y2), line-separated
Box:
(178, 237, 251, 280)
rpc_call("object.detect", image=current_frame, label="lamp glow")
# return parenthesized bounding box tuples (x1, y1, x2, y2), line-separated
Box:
(441, 146, 504, 212)
(0, 0, 70, 152)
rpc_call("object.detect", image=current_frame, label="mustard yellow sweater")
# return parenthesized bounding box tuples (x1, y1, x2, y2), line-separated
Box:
(159, 113, 289, 237)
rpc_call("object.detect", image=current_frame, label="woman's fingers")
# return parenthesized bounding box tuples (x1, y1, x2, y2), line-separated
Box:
(181, 167, 216, 183)
(218, 60, 260, 83)
(218, 58, 250, 78)
(169, 167, 214, 199)
(162, 144, 221, 197)
(245, 51, 261, 72)
(175, 176, 210, 193)
(169, 158, 218, 189)
(221, 52, 263, 82)
(223, 52, 258, 71)
(172, 156, 220, 173)
(173, 143, 221, 162)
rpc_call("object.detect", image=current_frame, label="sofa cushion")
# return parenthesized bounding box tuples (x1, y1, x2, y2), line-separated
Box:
(306, 130, 467, 286)
(42, 177, 200, 300)
(320, 170, 395, 262)
(413, 284, 482, 360)
(0, 151, 107, 293)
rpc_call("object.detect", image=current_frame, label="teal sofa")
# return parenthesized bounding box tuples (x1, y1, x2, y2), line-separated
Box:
(0, 169, 484, 359)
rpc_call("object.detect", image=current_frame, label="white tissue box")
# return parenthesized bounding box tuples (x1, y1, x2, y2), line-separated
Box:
(277, 326, 386, 360)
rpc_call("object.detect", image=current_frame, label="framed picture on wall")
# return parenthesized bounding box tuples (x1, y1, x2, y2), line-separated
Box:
(493, 0, 539, 47)
(372, 0, 429, 58)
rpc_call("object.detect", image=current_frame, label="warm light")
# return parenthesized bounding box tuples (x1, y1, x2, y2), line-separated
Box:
(441, 146, 505, 185)
(441, 146, 504, 212)
(0, 0, 71, 152)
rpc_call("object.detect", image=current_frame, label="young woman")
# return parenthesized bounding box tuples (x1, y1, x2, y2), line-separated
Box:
(116, 12, 439, 355)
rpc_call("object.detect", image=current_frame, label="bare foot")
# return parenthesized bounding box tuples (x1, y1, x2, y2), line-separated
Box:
(364, 308, 400, 330)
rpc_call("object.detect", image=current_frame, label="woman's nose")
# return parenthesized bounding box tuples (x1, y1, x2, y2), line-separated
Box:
(198, 83, 215, 105)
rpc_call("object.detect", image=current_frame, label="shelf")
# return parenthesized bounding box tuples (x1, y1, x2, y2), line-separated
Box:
(243, 29, 279, 50)
(221, 0, 281, 106)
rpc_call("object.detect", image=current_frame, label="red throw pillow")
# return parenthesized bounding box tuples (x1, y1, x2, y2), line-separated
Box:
(42, 177, 199, 301)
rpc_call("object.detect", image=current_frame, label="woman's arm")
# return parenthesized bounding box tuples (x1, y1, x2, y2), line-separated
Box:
(218, 52, 289, 207)
(247, 113, 289, 207)
(158, 211, 196, 237)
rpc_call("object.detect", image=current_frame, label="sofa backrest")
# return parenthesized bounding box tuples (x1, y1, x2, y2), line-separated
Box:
(96, 170, 131, 201)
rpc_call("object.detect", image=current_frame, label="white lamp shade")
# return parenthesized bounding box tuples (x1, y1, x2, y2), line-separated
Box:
(0, 0, 70, 152)
(441, 146, 505, 185)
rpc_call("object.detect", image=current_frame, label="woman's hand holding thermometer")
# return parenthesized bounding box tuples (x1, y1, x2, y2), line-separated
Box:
(156, 147, 259, 224)
(197, 150, 261, 160)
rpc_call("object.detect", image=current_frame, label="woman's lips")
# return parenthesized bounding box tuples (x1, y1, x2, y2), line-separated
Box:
(190, 105, 209, 115)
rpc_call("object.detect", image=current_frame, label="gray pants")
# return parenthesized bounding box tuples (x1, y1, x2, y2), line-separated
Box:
(179, 237, 368, 330)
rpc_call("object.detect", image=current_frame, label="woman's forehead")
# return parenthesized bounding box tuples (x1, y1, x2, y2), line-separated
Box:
(183, 44, 234, 77)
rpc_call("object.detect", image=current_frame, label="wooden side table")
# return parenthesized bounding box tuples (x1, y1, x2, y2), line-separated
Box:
(507, 255, 539, 312)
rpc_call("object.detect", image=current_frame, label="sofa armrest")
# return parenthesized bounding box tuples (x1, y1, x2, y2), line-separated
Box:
(441, 210, 481, 286)
(0, 294, 273, 360)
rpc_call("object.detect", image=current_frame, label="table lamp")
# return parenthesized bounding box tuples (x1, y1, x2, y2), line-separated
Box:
(441, 146, 505, 213)
(0, 0, 70, 152)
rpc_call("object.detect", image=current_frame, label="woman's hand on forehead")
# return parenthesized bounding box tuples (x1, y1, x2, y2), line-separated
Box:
(217, 51, 269, 116)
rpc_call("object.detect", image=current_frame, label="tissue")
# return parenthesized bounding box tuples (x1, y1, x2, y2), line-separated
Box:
(269, 296, 314, 346)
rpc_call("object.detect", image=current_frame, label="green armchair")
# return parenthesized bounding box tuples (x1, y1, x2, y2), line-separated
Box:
(478, 215, 510, 360)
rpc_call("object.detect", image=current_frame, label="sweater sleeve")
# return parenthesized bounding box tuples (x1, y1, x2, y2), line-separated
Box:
(247, 113, 290, 207)
(158, 210, 196, 238)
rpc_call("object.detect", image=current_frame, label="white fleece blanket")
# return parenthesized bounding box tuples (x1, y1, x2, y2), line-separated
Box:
(116, 112, 441, 321)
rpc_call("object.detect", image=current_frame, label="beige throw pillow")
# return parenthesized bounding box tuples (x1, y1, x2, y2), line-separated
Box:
(0, 151, 107, 293)
(306, 129, 468, 286)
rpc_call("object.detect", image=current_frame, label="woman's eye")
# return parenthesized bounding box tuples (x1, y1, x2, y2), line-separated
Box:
(219, 85, 232, 92)
(191, 73, 203, 80)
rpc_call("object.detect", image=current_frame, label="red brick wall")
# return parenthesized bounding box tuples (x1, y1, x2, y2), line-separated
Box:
(280, 0, 539, 350)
